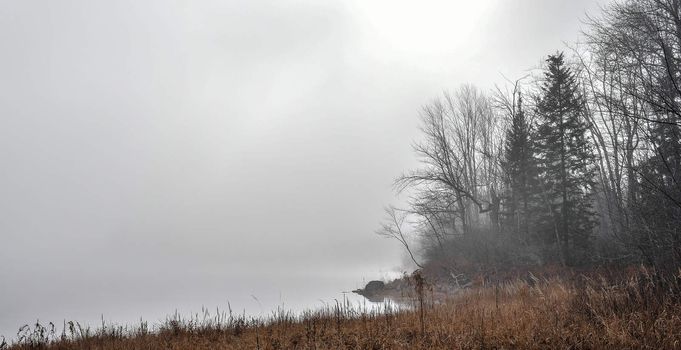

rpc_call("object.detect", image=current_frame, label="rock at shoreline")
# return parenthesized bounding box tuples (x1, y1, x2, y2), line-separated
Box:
(352, 280, 386, 302)
(352, 270, 468, 304)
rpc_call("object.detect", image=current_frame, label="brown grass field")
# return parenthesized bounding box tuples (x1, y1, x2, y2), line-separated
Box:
(4, 266, 681, 349)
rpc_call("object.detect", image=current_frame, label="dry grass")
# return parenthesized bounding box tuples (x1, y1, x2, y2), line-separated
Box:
(4, 266, 681, 349)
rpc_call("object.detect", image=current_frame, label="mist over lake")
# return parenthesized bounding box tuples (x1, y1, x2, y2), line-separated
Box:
(0, 260, 402, 338)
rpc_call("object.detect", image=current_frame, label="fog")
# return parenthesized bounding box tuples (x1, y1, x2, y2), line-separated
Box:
(0, 0, 605, 338)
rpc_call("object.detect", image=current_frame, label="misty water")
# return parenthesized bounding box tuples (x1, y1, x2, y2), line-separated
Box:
(0, 264, 403, 340)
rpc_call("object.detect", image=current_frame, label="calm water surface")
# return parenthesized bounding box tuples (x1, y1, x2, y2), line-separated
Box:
(0, 264, 403, 341)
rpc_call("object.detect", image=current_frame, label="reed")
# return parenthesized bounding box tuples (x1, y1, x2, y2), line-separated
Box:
(4, 266, 681, 349)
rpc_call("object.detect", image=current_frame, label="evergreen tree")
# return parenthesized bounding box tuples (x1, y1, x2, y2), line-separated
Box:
(534, 52, 597, 266)
(502, 93, 537, 244)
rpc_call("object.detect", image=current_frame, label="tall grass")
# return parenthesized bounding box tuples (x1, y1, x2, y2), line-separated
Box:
(4, 266, 681, 349)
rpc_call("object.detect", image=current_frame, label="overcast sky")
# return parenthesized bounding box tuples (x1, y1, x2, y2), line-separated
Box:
(0, 0, 607, 338)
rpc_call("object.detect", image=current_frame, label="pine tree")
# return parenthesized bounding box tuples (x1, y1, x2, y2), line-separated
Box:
(502, 93, 537, 244)
(535, 52, 597, 266)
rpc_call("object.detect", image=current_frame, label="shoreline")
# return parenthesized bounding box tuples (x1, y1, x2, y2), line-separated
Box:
(5, 265, 680, 349)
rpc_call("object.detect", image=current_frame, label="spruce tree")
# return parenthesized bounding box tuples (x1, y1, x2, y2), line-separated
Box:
(502, 93, 537, 244)
(535, 52, 597, 266)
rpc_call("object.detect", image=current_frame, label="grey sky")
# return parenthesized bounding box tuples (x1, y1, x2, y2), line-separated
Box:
(0, 0, 606, 338)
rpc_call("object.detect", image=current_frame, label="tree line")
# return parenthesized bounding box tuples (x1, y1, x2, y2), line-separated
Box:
(379, 0, 681, 272)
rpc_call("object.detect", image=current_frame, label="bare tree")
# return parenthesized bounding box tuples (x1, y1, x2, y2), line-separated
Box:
(376, 206, 424, 269)
(582, 0, 681, 267)
(396, 85, 503, 237)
